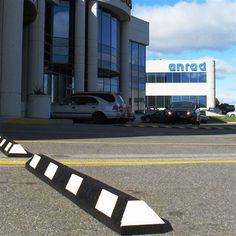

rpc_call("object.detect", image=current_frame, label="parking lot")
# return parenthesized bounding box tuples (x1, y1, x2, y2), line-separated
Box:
(1, 122, 236, 235)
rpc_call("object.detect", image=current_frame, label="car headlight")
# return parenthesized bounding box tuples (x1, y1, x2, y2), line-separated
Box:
(168, 111, 172, 115)
(187, 111, 191, 116)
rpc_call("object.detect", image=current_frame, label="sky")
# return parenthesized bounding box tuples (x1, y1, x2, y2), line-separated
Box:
(132, 0, 236, 105)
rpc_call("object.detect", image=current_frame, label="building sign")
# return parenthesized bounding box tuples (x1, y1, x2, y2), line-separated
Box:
(169, 62, 206, 72)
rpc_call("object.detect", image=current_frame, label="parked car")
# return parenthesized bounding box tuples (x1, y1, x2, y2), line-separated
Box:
(226, 111, 236, 117)
(207, 107, 221, 114)
(200, 110, 209, 123)
(219, 103, 235, 115)
(141, 109, 166, 123)
(51, 93, 130, 123)
(165, 101, 200, 124)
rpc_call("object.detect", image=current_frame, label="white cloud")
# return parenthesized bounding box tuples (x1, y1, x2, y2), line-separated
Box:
(201, 57, 236, 78)
(215, 59, 236, 78)
(218, 93, 236, 104)
(133, 0, 236, 53)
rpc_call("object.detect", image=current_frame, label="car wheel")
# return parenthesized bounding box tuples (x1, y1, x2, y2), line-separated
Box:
(230, 114, 235, 117)
(146, 116, 151, 123)
(92, 112, 107, 124)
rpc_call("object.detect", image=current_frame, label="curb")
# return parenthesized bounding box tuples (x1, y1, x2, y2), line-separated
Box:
(0, 118, 73, 125)
(25, 154, 171, 235)
(0, 135, 32, 157)
(117, 124, 236, 130)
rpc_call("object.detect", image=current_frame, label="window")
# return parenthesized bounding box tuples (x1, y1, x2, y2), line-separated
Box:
(76, 97, 98, 105)
(182, 73, 190, 83)
(198, 96, 207, 107)
(156, 73, 165, 83)
(147, 96, 155, 107)
(52, 0, 70, 64)
(146, 95, 207, 108)
(97, 8, 120, 90)
(173, 73, 181, 83)
(190, 73, 198, 83)
(146, 72, 207, 83)
(165, 73, 172, 83)
(129, 42, 146, 110)
(199, 72, 206, 83)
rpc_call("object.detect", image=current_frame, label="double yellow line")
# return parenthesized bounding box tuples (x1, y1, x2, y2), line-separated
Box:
(1, 159, 236, 166)
(17, 140, 236, 146)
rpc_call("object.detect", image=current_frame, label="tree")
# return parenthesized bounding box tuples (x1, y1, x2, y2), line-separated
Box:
(215, 98, 220, 107)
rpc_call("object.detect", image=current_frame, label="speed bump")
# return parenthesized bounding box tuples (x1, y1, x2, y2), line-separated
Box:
(0, 135, 32, 157)
(25, 154, 170, 235)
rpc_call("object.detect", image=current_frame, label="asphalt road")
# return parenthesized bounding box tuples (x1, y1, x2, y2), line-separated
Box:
(0, 122, 236, 235)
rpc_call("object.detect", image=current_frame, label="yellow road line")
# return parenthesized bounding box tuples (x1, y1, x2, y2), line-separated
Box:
(16, 140, 236, 146)
(1, 159, 236, 166)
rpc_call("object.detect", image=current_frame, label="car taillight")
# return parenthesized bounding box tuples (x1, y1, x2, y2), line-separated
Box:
(113, 104, 121, 112)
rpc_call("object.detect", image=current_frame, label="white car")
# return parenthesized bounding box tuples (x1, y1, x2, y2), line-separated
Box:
(51, 93, 131, 123)
(226, 111, 236, 117)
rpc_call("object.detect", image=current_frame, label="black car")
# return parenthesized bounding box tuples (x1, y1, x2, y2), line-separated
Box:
(141, 110, 166, 123)
(165, 101, 199, 124)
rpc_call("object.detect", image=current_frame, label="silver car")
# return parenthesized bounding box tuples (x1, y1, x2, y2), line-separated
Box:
(51, 93, 128, 123)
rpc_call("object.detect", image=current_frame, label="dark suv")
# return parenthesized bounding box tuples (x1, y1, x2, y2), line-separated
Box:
(165, 101, 199, 124)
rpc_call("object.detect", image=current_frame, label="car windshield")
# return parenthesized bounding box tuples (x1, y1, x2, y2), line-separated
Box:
(170, 102, 196, 109)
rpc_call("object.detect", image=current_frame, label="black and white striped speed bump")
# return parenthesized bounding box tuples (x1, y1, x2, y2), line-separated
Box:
(26, 154, 171, 235)
(0, 135, 32, 157)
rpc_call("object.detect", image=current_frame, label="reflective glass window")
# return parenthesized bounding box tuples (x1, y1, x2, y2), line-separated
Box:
(181, 96, 189, 102)
(199, 96, 207, 107)
(182, 73, 190, 83)
(173, 73, 181, 83)
(165, 73, 172, 83)
(156, 73, 165, 83)
(165, 96, 171, 107)
(97, 8, 120, 90)
(199, 72, 206, 83)
(147, 96, 155, 107)
(147, 73, 155, 83)
(189, 96, 198, 104)
(156, 96, 164, 107)
(52, 0, 70, 64)
(190, 73, 198, 83)
(129, 42, 146, 110)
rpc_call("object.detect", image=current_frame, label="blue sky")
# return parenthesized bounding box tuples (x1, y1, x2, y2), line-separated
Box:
(132, 0, 236, 104)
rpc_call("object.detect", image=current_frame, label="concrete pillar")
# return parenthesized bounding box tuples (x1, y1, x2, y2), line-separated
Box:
(21, 27, 30, 117)
(87, 0, 98, 91)
(0, 0, 24, 117)
(74, 0, 86, 92)
(27, 0, 45, 94)
(120, 21, 129, 104)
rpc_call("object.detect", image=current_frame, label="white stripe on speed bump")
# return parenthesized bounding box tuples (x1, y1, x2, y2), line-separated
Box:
(121, 200, 165, 226)
(44, 162, 58, 180)
(29, 155, 41, 169)
(95, 189, 118, 217)
(65, 174, 83, 195)
(4, 142, 12, 152)
(0, 139, 6, 147)
(9, 144, 27, 154)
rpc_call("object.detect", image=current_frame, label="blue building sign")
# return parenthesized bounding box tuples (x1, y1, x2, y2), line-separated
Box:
(169, 62, 206, 72)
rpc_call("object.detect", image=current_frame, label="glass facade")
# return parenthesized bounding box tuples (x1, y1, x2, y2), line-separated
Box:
(44, 0, 75, 103)
(97, 8, 120, 93)
(147, 72, 207, 83)
(146, 96, 207, 108)
(129, 41, 146, 111)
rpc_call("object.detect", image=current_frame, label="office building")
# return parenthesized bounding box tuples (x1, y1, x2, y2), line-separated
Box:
(0, 0, 149, 118)
(146, 59, 215, 109)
